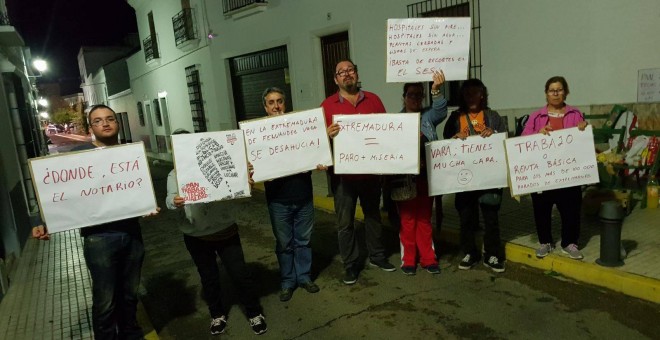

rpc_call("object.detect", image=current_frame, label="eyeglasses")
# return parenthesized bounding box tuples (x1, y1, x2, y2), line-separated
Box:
(405, 93, 424, 99)
(335, 67, 357, 77)
(90, 117, 117, 126)
(547, 89, 564, 95)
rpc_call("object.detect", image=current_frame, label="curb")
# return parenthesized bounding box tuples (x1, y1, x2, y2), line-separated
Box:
(253, 183, 659, 304)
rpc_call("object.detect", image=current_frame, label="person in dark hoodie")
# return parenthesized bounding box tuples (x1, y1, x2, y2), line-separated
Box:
(443, 79, 507, 273)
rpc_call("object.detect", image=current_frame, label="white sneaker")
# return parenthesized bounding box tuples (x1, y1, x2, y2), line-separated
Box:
(561, 243, 584, 260)
(535, 243, 555, 258)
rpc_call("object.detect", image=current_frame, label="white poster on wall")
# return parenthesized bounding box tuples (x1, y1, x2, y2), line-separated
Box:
(172, 130, 251, 204)
(638, 68, 660, 103)
(239, 108, 333, 182)
(425, 133, 508, 196)
(386, 17, 471, 83)
(332, 113, 420, 174)
(28, 142, 157, 233)
(505, 126, 599, 196)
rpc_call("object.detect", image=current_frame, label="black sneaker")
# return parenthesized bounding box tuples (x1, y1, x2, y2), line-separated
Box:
(279, 288, 293, 302)
(401, 266, 416, 275)
(423, 264, 441, 274)
(458, 254, 479, 270)
(342, 268, 358, 285)
(210, 315, 227, 335)
(483, 255, 505, 273)
(299, 281, 320, 293)
(249, 314, 267, 335)
(369, 259, 397, 272)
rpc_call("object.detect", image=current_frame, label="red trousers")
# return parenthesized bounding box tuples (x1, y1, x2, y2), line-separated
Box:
(396, 178, 437, 268)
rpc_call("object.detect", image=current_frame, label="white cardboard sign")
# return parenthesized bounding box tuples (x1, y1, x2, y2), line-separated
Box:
(638, 68, 660, 103)
(505, 126, 599, 196)
(386, 17, 471, 83)
(425, 133, 508, 196)
(28, 142, 157, 233)
(239, 108, 333, 182)
(332, 113, 420, 174)
(171, 130, 251, 204)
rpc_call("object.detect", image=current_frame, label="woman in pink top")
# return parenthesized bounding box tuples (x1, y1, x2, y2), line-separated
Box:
(522, 76, 588, 260)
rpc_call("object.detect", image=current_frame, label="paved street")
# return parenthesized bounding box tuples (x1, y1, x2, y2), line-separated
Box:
(139, 163, 660, 339)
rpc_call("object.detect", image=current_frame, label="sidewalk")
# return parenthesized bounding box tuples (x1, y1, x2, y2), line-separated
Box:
(307, 170, 660, 304)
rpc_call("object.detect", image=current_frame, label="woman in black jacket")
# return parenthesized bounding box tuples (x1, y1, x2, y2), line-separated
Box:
(443, 79, 506, 273)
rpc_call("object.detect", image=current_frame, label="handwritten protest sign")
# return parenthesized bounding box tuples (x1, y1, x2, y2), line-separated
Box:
(505, 126, 599, 196)
(638, 68, 660, 103)
(28, 142, 157, 233)
(239, 108, 333, 182)
(386, 17, 471, 83)
(425, 133, 508, 195)
(332, 113, 420, 174)
(172, 130, 250, 204)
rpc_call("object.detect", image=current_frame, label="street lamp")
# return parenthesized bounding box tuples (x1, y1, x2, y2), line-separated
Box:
(33, 59, 48, 73)
(38, 97, 49, 107)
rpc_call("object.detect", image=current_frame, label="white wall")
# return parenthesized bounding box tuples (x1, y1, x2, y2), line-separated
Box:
(482, 0, 660, 110)
(128, 0, 660, 136)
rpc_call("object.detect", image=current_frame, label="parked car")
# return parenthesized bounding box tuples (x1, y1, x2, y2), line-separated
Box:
(46, 124, 57, 134)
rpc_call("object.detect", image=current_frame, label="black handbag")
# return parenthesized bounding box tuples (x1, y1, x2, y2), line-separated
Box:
(390, 175, 417, 201)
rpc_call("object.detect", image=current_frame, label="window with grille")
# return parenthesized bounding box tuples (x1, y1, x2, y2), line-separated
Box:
(408, 0, 481, 106)
(137, 102, 145, 126)
(186, 65, 207, 132)
(153, 98, 163, 126)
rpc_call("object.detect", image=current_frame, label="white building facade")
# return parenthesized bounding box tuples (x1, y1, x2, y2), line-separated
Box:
(126, 0, 660, 161)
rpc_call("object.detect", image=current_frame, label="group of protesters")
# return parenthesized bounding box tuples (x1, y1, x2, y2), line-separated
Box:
(31, 58, 588, 338)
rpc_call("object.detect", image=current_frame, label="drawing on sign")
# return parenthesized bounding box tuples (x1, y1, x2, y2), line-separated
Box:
(457, 169, 473, 185)
(194, 137, 242, 200)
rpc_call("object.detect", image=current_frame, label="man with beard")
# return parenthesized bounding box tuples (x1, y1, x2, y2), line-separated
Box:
(322, 60, 395, 285)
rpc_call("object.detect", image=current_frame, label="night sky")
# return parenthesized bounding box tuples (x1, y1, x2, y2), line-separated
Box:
(6, 0, 138, 94)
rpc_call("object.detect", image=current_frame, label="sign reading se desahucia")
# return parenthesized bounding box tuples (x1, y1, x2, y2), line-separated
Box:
(426, 133, 508, 196)
(505, 126, 599, 196)
(28, 142, 157, 233)
(239, 108, 333, 182)
(332, 113, 420, 175)
(171, 130, 251, 204)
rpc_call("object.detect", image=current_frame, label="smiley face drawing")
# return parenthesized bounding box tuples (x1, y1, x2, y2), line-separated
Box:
(457, 169, 473, 185)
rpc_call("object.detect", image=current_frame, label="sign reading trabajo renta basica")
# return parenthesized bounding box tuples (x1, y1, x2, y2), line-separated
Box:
(239, 108, 333, 182)
(28, 142, 157, 233)
(172, 130, 251, 204)
(425, 133, 508, 196)
(505, 126, 599, 196)
(386, 17, 471, 82)
(332, 113, 420, 174)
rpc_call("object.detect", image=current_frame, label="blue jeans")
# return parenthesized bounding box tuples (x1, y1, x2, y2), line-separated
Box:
(83, 231, 144, 340)
(267, 199, 314, 289)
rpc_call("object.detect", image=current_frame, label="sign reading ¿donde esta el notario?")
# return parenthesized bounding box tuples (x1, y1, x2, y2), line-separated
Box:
(505, 126, 599, 196)
(29, 142, 157, 233)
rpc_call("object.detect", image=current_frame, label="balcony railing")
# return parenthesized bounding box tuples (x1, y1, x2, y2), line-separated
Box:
(143, 34, 160, 63)
(172, 8, 198, 47)
(222, 0, 268, 15)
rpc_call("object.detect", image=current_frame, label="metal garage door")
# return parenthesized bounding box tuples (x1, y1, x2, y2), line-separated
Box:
(230, 46, 292, 123)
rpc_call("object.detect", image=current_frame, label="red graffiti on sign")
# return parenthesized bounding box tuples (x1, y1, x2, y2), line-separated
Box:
(181, 182, 208, 202)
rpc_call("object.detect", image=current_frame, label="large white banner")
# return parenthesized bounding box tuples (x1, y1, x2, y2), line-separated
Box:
(332, 113, 420, 174)
(239, 108, 333, 182)
(172, 130, 251, 204)
(28, 142, 157, 233)
(505, 126, 599, 196)
(425, 133, 508, 195)
(386, 17, 471, 83)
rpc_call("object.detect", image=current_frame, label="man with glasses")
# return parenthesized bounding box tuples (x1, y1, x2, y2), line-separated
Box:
(32, 104, 157, 340)
(322, 60, 396, 285)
